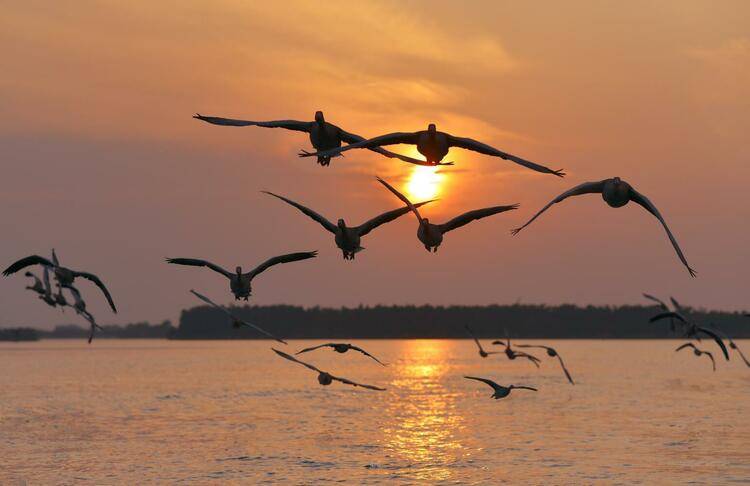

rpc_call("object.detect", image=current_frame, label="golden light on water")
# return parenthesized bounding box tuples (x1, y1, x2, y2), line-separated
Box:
(406, 165, 443, 201)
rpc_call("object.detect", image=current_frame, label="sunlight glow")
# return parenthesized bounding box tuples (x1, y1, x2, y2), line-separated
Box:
(406, 165, 443, 201)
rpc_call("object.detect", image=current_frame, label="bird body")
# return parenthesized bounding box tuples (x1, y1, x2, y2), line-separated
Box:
(295, 342, 386, 366)
(676, 343, 716, 371)
(464, 376, 538, 400)
(273, 348, 385, 390)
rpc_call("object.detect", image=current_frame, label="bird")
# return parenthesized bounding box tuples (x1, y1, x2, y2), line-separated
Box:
(262, 191, 434, 260)
(66, 285, 95, 321)
(25, 269, 57, 308)
(492, 337, 542, 368)
(3, 249, 118, 313)
(511, 178, 696, 277)
(165, 251, 317, 301)
(708, 324, 750, 368)
(295, 343, 386, 366)
(189, 289, 287, 344)
(465, 325, 501, 358)
(464, 376, 537, 400)
(194, 111, 436, 167)
(272, 348, 385, 391)
(675, 343, 716, 371)
(650, 312, 729, 360)
(377, 176, 518, 252)
(52, 284, 68, 308)
(514, 344, 574, 384)
(299, 123, 563, 176)
(643, 293, 677, 332)
(24, 271, 45, 294)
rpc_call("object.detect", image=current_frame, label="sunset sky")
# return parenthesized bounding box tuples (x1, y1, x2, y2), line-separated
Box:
(2, 1, 748, 327)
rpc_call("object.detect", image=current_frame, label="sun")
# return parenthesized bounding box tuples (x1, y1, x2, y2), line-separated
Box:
(406, 165, 443, 201)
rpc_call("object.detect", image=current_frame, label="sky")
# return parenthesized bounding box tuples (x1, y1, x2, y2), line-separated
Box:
(1, 1, 748, 328)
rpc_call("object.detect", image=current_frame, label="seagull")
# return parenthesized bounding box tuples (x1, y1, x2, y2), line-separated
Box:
(675, 343, 716, 371)
(166, 251, 317, 300)
(189, 289, 287, 344)
(377, 176, 518, 252)
(650, 312, 729, 360)
(299, 123, 563, 176)
(295, 343, 386, 366)
(515, 344, 574, 384)
(492, 337, 542, 368)
(464, 325, 501, 358)
(464, 376, 538, 400)
(3, 249, 118, 313)
(272, 348, 385, 391)
(262, 191, 433, 260)
(643, 293, 677, 332)
(511, 178, 695, 277)
(194, 111, 436, 167)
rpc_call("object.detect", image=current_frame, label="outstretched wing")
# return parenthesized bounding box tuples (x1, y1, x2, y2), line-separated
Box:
(166, 258, 234, 279)
(447, 135, 564, 177)
(516, 351, 541, 368)
(190, 289, 233, 317)
(675, 342, 696, 352)
(72, 271, 117, 313)
(630, 188, 696, 277)
(301, 132, 418, 159)
(555, 355, 574, 385)
(3, 255, 55, 275)
(246, 251, 317, 280)
(512, 385, 538, 392)
(262, 191, 337, 233)
(356, 200, 434, 236)
(194, 114, 310, 132)
(695, 326, 729, 361)
(376, 176, 423, 222)
(642, 293, 669, 311)
(515, 344, 550, 351)
(349, 345, 387, 366)
(295, 343, 335, 355)
(511, 181, 606, 235)
(464, 325, 484, 353)
(329, 373, 386, 391)
(339, 130, 448, 166)
(439, 204, 519, 234)
(704, 351, 716, 371)
(272, 348, 322, 373)
(464, 375, 501, 392)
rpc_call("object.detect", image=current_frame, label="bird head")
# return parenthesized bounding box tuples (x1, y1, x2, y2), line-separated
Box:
(235, 266, 242, 276)
(427, 123, 437, 134)
(337, 218, 346, 229)
(314, 111, 325, 124)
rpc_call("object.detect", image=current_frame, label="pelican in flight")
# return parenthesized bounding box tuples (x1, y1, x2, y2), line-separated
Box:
(299, 123, 563, 176)
(377, 176, 518, 252)
(676, 343, 716, 371)
(511, 177, 695, 277)
(708, 324, 750, 368)
(515, 344, 574, 384)
(492, 337, 542, 368)
(25, 269, 57, 308)
(4, 249, 117, 313)
(650, 312, 729, 360)
(643, 293, 677, 332)
(465, 325, 501, 358)
(166, 251, 317, 300)
(272, 348, 385, 391)
(189, 290, 287, 344)
(194, 111, 434, 167)
(295, 343, 386, 366)
(262, 191, 433, 260)
(464, 376, 538, 400)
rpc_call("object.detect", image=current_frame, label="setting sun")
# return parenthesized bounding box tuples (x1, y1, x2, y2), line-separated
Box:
(406, 165, 443, 201)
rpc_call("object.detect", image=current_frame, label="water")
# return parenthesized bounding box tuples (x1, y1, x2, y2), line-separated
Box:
(1, 339, 748, 484)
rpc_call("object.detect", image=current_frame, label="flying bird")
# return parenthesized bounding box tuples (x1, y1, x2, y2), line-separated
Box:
(189, 290, 287, 344)
(675, 343, 716, 371)
(262, 191, 433, 259)
(194, 111, 435, 167)
(166, 251, 317, 300)
(650, 312, 729, 360)
(465, 325, 501, 358)
(464, 376, 538, 400)
(25, 269, 58, 308)
(299, 123, 563, 176)
(515, 344, 574, 384)
(377, 176, 518, 252)
(708, 324, 750, 368)
(24, 271, 45, 294)
(272, 348, 385, 391)
(643, 293, 677, 332)
(511, 178, 695, 277)
(4, 249, 117, 313)
(492, 337, 542, 368)
(295, 343, 386, 366)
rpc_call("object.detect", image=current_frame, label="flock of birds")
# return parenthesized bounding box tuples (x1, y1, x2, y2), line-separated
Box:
(4, 110, 741, 399)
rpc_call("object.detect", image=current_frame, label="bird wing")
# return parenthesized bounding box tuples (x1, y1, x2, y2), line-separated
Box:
(71, 271, 117, 313)
(189, 289, 234, 317)
(301, 132, 418, 159)
(273, 348, 323, 373)
(338, 129, 445, 166)
(262, 191, 337, 233)
(512, 385, 538, 392)
(669, 297, 686, 314)
(236, 319, 288, 344)
(464, 325, 484, 353)
(642, 293, 669, 311)
(328, 373, 386, 391)
(675, 342, 697, 352)
(704, 351, 716, 371)
(447, 135, 565, 177)
(516, 351, 542, 368)
(555, 354, 575, 385)
(67, 285, 85, 307)
(511, 181, 606, 235)
(349, 345, 387, 366)
(166, 258, 234, 279)
(515, 344, 550, 351)
(25, 271, 42, 287)
(464, 375, 501, 392)
(695, 326, 729, 361)
(732, 342, 750, 367)
(356, 200, 435, 236)
(295, 343, 334, 355)
(193, 114, 310, 132)
(650, 311, 689, 325)
(245, 251, 318, 280)
(376, 176, 423, 222)
(3, 255, 55, 275)
(438, 204, 519, 234)
(629, 189, 696, 277)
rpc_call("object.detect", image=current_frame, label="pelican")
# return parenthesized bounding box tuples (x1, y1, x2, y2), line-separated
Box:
(3, 249, 117, 313)
(24, 271, 44, 294)
(511, 178, 695, 277)
(650, 312, 729, 360)
(492, 337, 542, 368)
(377, 176, 518, 252)
(194, 111, 436, 167)
(262, 191, 433, 259)
(25, 269, 57, 308)
(295, 343, 386, 366)
(189, 289, 287, 344)
(675, 343, 716, 371)
(272, 348, 385, 391)
(708, 324, 750, 368)
(464, 376, 537, 400)
(515, 344, 574, 384)
(643, 293, 677, 332)
(299, 123, 563, 176)
(465, 325, 501, 358)
(166, 251, 317, 300)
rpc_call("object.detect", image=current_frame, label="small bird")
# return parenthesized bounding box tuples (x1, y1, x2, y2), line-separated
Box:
(166, 251, 317, 300)
(4, 249, 117, 312)
(650, 312, 729, 360)
(190, 290, 287, 344)
(465, 325, 501, 358)
(295, 343, 386, 366)
(511, 178, 695, 277)
(464, 376, 538, 400)
(515, 344, 574, 384)
(299, 123, 563, 176)
(262, 191, 433, 259)
(492, 337, 542, 368)
(194, 111, 435, 167)
(675, 343, 716, 371)
(377, 176, 518, 252)
(272, 348, 385, 391)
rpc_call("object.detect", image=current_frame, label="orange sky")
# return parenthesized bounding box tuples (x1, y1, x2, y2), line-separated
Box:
(1, 1, 748, 326)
